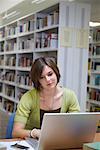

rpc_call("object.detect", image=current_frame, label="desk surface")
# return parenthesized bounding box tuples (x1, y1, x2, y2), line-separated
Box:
(0, 133, 99, 150)
(0, 133, 100, 142)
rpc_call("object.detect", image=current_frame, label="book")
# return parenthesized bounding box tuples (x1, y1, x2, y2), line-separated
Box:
(83, 142, 100, 150)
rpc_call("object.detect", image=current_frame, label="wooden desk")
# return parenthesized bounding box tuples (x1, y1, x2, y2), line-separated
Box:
(0, 138, 21, 142)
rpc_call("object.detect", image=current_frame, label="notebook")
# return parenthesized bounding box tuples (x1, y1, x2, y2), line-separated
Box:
(26, 112, 100, 150)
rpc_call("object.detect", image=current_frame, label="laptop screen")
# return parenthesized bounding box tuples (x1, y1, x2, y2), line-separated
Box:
(38, 112, 100, 150)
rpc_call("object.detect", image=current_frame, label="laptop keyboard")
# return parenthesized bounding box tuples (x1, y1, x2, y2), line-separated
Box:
(26, 137, 38, 150)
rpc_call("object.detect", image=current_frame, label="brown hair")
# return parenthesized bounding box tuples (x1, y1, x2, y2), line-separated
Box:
(30, 57, 60, 91)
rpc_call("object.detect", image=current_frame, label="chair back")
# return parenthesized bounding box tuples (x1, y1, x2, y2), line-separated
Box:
(6, 113, 15, 139)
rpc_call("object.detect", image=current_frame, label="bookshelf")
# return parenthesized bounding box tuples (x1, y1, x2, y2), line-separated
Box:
(87, 26, 100, 112)
(0, 4, 59, 113)
(0, 1, 91, 114)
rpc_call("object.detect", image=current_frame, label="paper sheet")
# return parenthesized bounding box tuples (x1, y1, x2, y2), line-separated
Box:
(60, 27, 73, 47)
(0, 140, 34, 150)
(76, 29, 89, 49)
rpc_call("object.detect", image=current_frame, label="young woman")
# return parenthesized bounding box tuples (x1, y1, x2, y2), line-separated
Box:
(12, 57, 80, 139)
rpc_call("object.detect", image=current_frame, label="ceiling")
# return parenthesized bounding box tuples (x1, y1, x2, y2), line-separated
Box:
(0, 0, 25, 14)
(0, 0, 100, 26)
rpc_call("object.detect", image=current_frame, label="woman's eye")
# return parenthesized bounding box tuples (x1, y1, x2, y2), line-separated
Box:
(48, 72, 53, 76)
(40, 76, 44, 79)
(40, 72, 53, 79)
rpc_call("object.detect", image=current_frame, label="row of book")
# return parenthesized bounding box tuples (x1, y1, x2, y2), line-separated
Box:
(4, 72, 15, 82)
(17, 89, 27, 101)
(19, 38, 34, 50)
(6, 26, 17, 37)
(1, 89, 33, 112)
(5, 41, 17, 51)
(0, 19, 37, 39)
(0, 85, 28, 104)
(95, 75, 100, 86)
(0, 57, 4, 66)
(89, 75, 100, 86)
(0, 71, 33, 87)
(0, 97, 2, 109)
(0, 56, 33, 67)
(0, 42, 4, 52)
(0, 96, 15, 113)
(36, 33, 58, 49)
(0, 84, 2, 92)
(90, 105, 100, 112)
(88, 88, 100, 101)
(92, 45, 100, 55)
(0, 70, 4, 80)
(0, 33, 58, 51)
(93, 29, 100, 42)
(17, 74, 32, 87)
(5, 86, 26, 100)
(90, 61, 100, 71)
(0, 29, 5, 39)
(0, 38, 34, 52)
(37, 11, 59, 29)
(19, 19, 35, 33)
(88, 59, 91, 71)
(0, 32, 58, 51)
(0, 20, 35, 38)
(5, 85, 15, 98)
(89, 44, 100, 56)
(3, 100, 14, 113)
(0, 10, 59, 39)
(5, 56, 16, 66)
(18, 56, 32, 67)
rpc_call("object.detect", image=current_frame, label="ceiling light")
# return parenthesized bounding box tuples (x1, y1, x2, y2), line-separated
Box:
(89, 21, 100, 27)
(3, 11, 17, 19)
(7, 12, 20, 19)
(36, 0, 46, 4)
(32, 0, 46, 4)
(32, 0, 39, 3)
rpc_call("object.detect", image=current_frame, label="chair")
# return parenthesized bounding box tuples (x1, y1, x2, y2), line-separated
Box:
(6, 113, 15, 139)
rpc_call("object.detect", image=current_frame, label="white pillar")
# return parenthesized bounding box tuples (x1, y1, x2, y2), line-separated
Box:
(58, 1, 91, 111)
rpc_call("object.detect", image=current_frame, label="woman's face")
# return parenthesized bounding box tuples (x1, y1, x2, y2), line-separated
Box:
(39, 65, 57, 90)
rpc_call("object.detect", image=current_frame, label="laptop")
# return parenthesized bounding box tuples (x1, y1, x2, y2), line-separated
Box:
(26, 112, 100, 150)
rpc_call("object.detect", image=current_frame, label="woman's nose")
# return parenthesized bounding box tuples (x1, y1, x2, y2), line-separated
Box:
(45, 76, 50, 81)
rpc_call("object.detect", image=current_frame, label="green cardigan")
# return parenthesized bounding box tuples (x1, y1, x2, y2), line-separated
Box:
(14, 88, 80, 129)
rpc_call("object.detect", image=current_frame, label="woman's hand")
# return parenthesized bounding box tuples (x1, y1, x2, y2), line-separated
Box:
(12, 122, 41, 139)
(30, 128, 41, 139)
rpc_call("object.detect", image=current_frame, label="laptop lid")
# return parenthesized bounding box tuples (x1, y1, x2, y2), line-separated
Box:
(38, 112, 100, 150)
